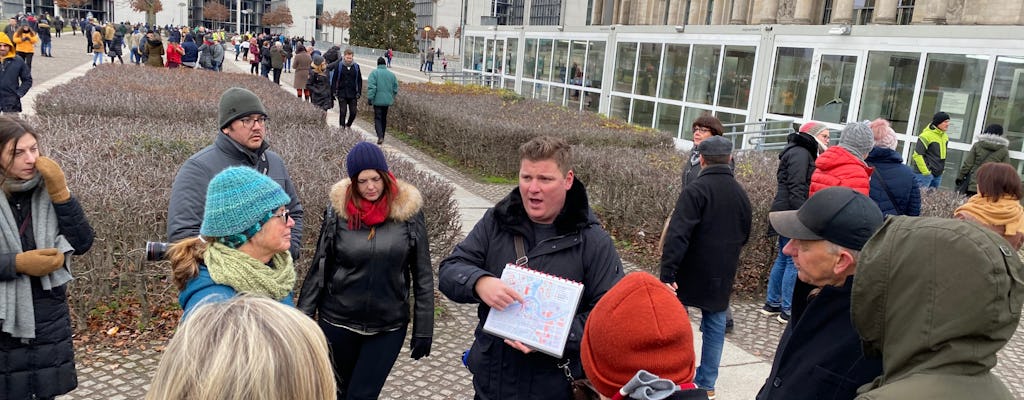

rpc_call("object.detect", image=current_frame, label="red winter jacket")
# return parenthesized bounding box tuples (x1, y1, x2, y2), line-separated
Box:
(809, 146, 872, 197)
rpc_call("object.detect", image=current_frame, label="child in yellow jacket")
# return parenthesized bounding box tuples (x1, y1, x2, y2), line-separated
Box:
(12, 24, 37, 68)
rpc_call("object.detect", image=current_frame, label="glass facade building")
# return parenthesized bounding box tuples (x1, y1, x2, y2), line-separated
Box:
(461, 24, 1024, 189)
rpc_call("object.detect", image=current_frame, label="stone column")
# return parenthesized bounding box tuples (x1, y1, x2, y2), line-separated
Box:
(791, 0, 814, 24)
(872, 0, 898, 24)
(829, 0, 855, 24)
(913, 0, 948, 24)
(754, 0, 779, 24)
(730, 0, 750, 24)
(711, 0, 729, 24)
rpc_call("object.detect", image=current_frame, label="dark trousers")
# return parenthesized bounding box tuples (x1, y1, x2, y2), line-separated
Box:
(373, 105, 389, 140)
(319, 321, 406, 400)
(16, 52, 32, 68)
(272, 68, 282, 84)
(339, 97, 358, 127)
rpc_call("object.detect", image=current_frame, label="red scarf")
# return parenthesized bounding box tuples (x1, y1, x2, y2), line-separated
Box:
(345, 172, 399, 234)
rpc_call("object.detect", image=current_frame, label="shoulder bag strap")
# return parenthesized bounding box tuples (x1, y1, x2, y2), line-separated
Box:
(871, 168, 905, 216)
(513, 235, 528, 266)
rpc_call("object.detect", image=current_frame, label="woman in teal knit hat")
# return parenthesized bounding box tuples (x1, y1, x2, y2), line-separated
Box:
(169, 166, 296, 317)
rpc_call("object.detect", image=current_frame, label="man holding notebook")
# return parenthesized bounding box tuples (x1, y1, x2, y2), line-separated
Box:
(439, 136, 624, 400)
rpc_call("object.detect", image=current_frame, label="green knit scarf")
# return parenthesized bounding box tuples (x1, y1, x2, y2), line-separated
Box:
(204, 242, 295, 301)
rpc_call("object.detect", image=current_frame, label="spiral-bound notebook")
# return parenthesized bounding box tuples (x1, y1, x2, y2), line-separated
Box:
(482, 263, 584, 358)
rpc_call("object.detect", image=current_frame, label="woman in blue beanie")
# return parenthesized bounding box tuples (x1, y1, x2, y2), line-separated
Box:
(298, 141, 434, 400)
(169, 166, 296, 318)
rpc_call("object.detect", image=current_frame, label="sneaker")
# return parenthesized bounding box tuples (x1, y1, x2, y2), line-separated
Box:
(759, 304, 782, 316)
(725, 319, 734, 334)
(377, 138, 383, 145)
(706, 389, 716, 399)
(777, 312, 791, 324)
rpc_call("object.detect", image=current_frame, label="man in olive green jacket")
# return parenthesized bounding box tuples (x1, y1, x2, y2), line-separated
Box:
(852, 216, 1023, 400)
(367, 56, 398, 145)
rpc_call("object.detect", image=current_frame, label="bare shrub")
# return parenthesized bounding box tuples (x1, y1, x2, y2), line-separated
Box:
(32, 72, 462, 338)
(389, 83, 674, 179)
(919, 188, 969, 218)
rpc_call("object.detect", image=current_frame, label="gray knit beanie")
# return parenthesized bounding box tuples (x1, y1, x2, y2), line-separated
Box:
(218, 87, 268, 130)
(839, 122, 875, 159)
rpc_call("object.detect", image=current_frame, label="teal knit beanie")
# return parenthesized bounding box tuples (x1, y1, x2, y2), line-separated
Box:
(200, 167, 291, 245)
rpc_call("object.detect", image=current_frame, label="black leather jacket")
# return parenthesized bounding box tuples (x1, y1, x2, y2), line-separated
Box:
(298, 178, 434, 340)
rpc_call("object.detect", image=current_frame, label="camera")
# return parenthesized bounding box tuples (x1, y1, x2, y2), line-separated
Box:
(145, 241, 170, 262)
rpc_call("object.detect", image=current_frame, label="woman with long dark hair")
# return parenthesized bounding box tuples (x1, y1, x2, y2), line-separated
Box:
(0, 115, 94, 399)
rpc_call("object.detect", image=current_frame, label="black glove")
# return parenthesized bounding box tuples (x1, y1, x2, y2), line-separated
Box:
(356, 93, 361, 99)
(955, 178, 965, 186)
(410, 337, 432, 360)
(366, 98, 372, 107)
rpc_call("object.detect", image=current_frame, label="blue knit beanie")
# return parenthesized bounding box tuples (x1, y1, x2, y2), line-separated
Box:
(200, 166, 291, 245)
(345, 142, 389, 179)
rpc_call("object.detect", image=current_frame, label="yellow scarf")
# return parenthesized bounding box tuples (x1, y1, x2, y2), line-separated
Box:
(954, 194, 1024, 236)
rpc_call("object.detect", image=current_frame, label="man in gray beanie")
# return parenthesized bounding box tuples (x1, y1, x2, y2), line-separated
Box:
(167, 87, 305, 260)
(809, 122, 873, 197)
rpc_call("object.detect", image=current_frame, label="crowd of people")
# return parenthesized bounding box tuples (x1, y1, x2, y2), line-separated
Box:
(0, 17, 1019, 398)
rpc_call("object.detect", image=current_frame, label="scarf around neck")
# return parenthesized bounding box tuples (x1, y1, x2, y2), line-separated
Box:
(204, 242, 295, 301)
(0, 174, 74, 340)
(955, 194, 1024, 236)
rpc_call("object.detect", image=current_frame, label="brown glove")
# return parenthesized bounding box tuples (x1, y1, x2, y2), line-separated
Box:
(35, 156, 70, 204)
(15, 248, 65, 277)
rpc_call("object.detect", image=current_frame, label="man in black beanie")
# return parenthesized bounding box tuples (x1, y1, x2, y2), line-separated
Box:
(911, 111, 950, 189)
(367, 56, 398, 145)
(167, 87, 305, 260)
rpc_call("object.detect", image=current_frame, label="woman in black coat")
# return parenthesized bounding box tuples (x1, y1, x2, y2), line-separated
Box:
(0, 115, 94, 399)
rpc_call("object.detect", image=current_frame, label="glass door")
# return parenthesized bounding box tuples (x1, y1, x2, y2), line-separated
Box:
(808, 51, 862, 125)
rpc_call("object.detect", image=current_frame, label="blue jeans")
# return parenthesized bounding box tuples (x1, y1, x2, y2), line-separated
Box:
(765, 236, 797, 313)
(284, 57, 291, 71)
(41, 42, 51, 56)
(92, 52, 103, 65)
(914, 173, 942, 189)
(695, 308, 727, 390)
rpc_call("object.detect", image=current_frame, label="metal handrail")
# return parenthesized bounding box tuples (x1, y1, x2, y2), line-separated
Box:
(721, 120, 796, 151)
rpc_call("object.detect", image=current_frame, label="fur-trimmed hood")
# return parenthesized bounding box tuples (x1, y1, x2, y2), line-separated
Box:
(329, 177, 423, 222)
(977, 133, 1010, 148)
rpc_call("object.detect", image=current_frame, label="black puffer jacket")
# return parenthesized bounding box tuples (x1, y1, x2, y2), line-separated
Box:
(298, 178, 433, 339)
(0, 188, 94, 399)
(770, 132, 817, 212)
(439, 179, 624, 400)
(0, 33, 31, 113)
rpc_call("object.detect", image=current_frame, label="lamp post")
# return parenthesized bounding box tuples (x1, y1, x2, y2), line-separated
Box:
(422, 25, 432, 55)
(241, 9, 251, 34)
(178, 2, 186, 27)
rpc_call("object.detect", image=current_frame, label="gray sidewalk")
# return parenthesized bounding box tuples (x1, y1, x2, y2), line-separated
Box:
(20, 33, 1024, 399)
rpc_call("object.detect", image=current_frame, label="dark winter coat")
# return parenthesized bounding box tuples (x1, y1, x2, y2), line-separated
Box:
(957, 133, 1010, 193)
(756, 276, 882, 400)
(143, 37, 164, 67)
(270, 46, 284, 69)
(298, 178, 433, 341)
(866, 147, 920, 216)
(770, 132, 817, 212)
(307, 70, 333, 110)
(660, 165, 752, 312)
(167, 133, 304, 259)
(331, 60, 362, 99)
(0, 189, 94, 399)
(0, 40, 31, 113)
(439, 179, 624, 400)
(181, 40, 199, 64)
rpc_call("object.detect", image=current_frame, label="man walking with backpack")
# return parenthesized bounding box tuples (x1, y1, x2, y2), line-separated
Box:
(330, 48, 361, 130)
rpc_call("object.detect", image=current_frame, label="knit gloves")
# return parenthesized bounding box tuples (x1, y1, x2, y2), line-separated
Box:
(35, 156, 70, 204)
(15, 248, 65, 277)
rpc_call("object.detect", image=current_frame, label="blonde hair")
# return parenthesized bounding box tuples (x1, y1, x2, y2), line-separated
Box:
(145, 296, 336, 400)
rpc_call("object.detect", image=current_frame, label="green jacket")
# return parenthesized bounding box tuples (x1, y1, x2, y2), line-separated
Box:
(852, 217, 1023, 400)
(911, 125, 948, 176)
(957, 133, 1009, 193)
(367, 65, 398, 107)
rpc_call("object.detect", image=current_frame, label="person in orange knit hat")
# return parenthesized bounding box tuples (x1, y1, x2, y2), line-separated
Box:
(580, 272, 709, 400)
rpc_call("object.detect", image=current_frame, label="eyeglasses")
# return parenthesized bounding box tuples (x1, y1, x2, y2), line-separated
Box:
(693, 127, 713, 134)
(272, 209, 290, 222)
(238, 116, 269, 128)
(357, 176, 383, 185)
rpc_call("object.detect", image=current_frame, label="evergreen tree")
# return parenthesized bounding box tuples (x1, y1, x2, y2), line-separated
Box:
(350, 0, 416, 52)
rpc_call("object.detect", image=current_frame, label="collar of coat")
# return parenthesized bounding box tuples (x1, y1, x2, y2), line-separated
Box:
(494, 178, 596, 237)
(783, 132, 819, 160)
(216, 132, 268, 164)
(329, 177, 423, 223)
(977, 133, 1009, 147)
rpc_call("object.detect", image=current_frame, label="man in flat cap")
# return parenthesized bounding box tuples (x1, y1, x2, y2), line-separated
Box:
(660, 135, 751, 399)
(756, 187, 883, 400)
